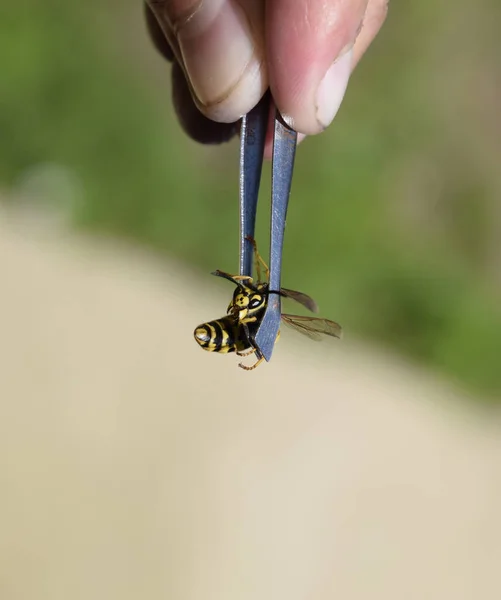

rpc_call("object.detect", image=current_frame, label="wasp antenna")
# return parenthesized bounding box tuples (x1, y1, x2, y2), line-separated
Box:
(211, 270, 245, 288)
(211, 270, 234, 281)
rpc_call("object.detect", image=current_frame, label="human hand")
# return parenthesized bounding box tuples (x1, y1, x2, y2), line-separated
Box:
(144, 1, 388, 153)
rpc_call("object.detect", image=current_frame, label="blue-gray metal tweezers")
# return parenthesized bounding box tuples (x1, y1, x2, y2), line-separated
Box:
(238, 91, 298, 363)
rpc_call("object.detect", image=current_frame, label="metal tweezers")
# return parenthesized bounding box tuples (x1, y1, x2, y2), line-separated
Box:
(238, 91, 298, 363)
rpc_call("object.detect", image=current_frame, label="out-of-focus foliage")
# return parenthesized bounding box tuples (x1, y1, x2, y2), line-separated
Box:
(2, 0, 501, 399)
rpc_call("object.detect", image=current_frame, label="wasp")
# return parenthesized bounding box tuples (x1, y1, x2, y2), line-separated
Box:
(193, 238, 342, 370)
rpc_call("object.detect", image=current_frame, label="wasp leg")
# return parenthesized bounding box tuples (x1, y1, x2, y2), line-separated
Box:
(232, 275, 254, 283)
(239, 356, 265, 371)
(236, 347, 255, 357)
(238, 329, 279, 368)
(245, 236, 270, 283)
(241, 316, 257, 324)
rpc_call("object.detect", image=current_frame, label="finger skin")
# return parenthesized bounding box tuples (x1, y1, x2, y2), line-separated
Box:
(352, 0, 389, 68)
(147, 0, 267, 123)
(264, 0, 388, 156)
(171, 61, 241, 144)
(144, 2, 175, 62)
(145, 0, 388, 146)
(267, 0, 387, 135)
(145, 2, 240, 144)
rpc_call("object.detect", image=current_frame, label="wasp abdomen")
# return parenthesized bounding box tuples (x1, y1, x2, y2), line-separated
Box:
(194, 317, 242, 354)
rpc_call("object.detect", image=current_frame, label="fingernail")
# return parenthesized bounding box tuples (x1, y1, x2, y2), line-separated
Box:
(315, 48, 353, 130)
(176, 1, 265, 122)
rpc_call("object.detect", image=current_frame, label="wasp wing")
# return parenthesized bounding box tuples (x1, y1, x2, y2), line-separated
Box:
(279, 288, 319, 313)
(281, 314, 342, 341)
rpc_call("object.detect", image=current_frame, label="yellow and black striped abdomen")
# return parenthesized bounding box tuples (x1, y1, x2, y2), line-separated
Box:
(194, 316, 250, 354)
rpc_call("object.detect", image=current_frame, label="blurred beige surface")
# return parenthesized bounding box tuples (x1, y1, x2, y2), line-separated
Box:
(1, 206, 500, 600)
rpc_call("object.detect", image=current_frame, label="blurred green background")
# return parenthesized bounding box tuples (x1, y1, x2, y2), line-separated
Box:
(2, 0, 501, 399)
